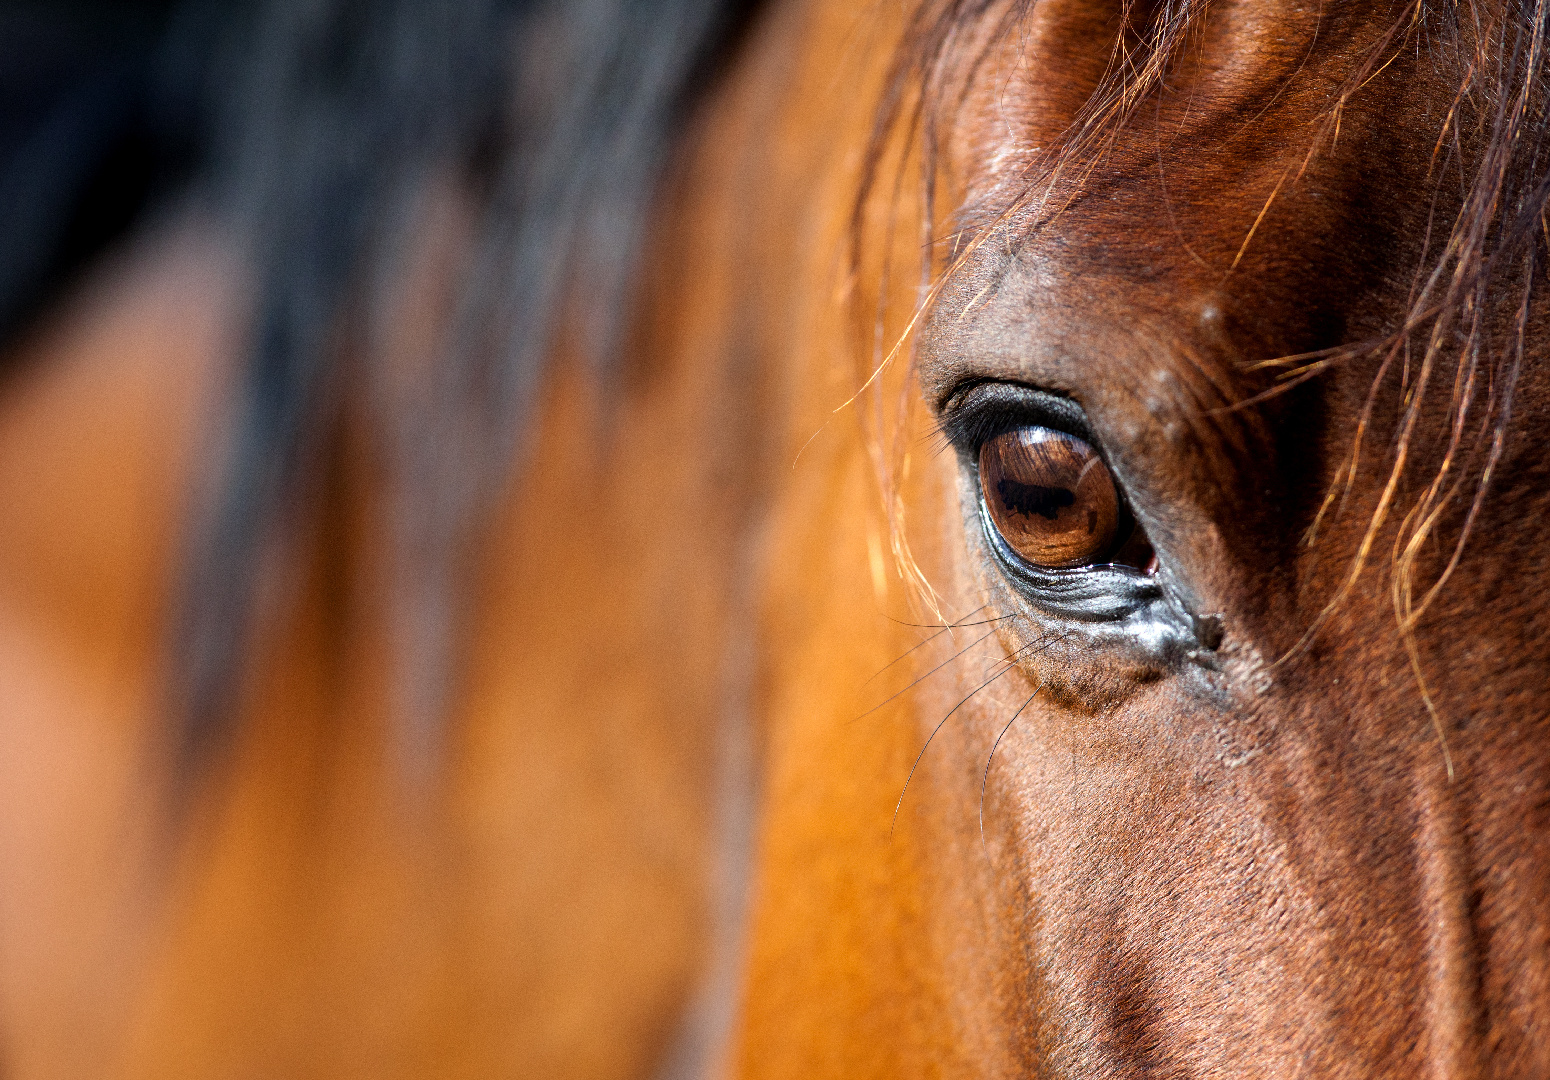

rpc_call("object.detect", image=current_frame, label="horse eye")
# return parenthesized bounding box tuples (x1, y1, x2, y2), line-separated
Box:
(977, 426, 1126, 569)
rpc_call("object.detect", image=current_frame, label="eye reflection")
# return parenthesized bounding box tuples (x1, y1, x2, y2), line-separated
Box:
(977, 426, 1154, 571)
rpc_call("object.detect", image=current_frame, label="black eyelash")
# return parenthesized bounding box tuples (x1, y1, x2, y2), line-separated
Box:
(938, 380, 1098, 456)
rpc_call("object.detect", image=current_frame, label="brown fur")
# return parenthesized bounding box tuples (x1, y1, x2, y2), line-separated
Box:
(1, 0, 1549, 1076)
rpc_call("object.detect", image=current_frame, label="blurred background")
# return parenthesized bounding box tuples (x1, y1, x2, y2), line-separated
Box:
(0, 1, 770, 1076)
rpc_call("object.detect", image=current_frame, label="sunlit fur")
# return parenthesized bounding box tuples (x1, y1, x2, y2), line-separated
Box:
(2, 0, 1550, 1076)
(863, 0, 1550, 708)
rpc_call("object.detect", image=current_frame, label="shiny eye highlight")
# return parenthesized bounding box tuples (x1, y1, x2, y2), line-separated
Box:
(940, 382, 1157, 576)
(978, 426, 1155, 572)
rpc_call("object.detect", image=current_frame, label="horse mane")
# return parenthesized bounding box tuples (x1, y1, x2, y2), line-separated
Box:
(862, 0, 1550, 717)
(0, 0, 763, 777)
(0, 1, 182, 352)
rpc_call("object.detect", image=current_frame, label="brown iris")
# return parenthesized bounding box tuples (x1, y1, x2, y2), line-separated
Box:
(978, 426, 1121, 569)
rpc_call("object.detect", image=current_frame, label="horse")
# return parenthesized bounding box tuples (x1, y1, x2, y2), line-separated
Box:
(1, 0, 1547, 1075)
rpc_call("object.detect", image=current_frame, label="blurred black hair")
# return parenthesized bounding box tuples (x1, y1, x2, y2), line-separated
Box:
(0, 2, 182, 343)
(0, 0, 761, 770)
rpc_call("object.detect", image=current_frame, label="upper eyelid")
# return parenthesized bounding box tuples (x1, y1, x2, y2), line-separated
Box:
(938, 381, 1096, 450)
(946, 383, 1144, 531)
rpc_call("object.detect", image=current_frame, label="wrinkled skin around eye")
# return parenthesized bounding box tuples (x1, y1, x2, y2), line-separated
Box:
(977, 426, 1121, 568)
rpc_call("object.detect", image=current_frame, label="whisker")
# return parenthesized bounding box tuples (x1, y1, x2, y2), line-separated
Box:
(977, 647, 1026, 679)
(883, 606, 1000, 630)
(863, 606, 999, 688)
(979, 684, 1044, 860)
(854, 628, 1000, 722)
(891, 655, 1025, 836)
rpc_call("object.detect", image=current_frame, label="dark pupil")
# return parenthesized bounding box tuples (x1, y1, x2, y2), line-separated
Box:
(995, 477, 1075, 521)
